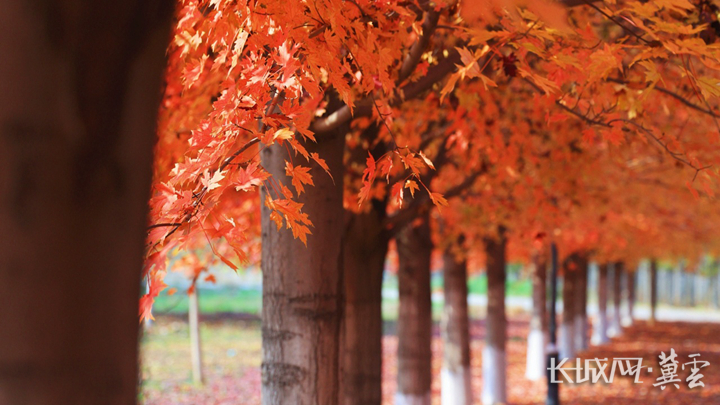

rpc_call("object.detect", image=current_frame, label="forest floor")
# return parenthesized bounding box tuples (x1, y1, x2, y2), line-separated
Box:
(140, 315, 720, 404)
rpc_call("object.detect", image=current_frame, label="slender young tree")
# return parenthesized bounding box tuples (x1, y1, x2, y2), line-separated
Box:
(189, 287, 203, 384)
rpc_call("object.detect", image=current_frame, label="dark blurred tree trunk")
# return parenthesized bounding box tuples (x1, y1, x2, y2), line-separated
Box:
(441, 237, 471, 405)
(260, 103, 346, 404)
(0, 1, 171, 403)
(560, 256, 576, 359)
(482, 229, 507, 405)
(525, 250, 546, 380)
(396, 210, 433, 405)
(341, 204, 388, 405)
(574, 255, 588, 352)
(594, 263, 610, 344)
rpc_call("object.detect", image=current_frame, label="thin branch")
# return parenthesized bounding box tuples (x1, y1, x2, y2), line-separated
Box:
(385, 162, 487, 235)
(311, 48, 461, 134)
(607, 78, 720, 119)
(398, 10, 440, 84)
(585, 1, 651, 45)
(148, 222, 183, 230)
(522, 77, 711, 175)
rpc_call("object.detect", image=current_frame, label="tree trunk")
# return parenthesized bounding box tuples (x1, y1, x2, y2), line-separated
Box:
(342, 207, 388, 405)
(594, 263, 610, 344)
(525, 251, 546, 381)
(189, 288, 203, 384)
(689, 272, 696, 307)
(441, 239, 471, 405)
(396, 211, 433, 405)
(666, 268, 673, 306)
(482, 230, 507, 405)
(573, 255, 588, 353)
(648, 260, 657, 324)
(674, 265, 683, 306)
(260, 114, 346, 404)
(626, 269, 636, 325)
(559, 257, 576, 359)
(609, 262, 623, 337)
(0, 2, 171, 403)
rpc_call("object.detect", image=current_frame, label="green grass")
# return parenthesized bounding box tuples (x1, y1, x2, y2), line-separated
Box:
(152, 273, 532, 320)
(139, 319, 262, 403)
(153, 288, 262, 315)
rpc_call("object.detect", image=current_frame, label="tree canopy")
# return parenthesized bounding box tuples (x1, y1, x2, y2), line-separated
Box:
(142, 0, 720, 319)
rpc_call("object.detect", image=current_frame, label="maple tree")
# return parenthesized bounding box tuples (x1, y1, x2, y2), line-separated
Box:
(139, 0, 720, 404)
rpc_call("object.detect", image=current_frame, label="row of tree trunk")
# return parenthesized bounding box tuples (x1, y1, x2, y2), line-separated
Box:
(1, 3, 665, 405)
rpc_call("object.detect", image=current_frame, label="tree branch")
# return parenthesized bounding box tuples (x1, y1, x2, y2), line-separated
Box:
(398, 10, 440, 84)
(607, 78, 720, 119)
(311, 50, 461, 134)
(385, 162, 487, 236)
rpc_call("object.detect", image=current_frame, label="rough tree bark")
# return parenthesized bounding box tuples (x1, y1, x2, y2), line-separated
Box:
(0, 1, 171, 403)
(593, 263, 610, 344)
(559, 256, 576, 359)
(441, 237, 471, 405)
(609, 262, 624, 337)
(573, 255, 588, 353)
(396, 210, 433, 405)
(260, 111, 346, 404)
(482, 229, 507, 405)
(341, 203, 389, 405)
(525, 250, 546, 381)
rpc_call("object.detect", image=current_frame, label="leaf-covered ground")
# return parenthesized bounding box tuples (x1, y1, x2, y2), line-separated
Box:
(140, 316, 720, 404)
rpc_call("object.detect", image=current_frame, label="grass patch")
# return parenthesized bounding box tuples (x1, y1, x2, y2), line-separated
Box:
(152, 273, 532, 319)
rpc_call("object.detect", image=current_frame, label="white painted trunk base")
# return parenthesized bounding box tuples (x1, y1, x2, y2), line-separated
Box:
(559, 324, 575, 359)
(395, 391, 431, 405)
(622, 313, 634, 327)
(573, 315, 587, 352)
(481, 346, 506, 405)
(592, 311, 609, 345)
(441, 366, 472, 405)
(525, 328, 545, 381)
